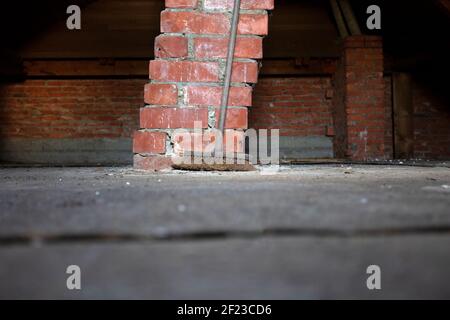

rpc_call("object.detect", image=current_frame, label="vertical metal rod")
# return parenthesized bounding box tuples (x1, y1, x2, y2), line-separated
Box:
(218, 0, 242, 134)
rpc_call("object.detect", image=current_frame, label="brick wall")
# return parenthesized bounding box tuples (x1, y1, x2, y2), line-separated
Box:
(0, 79, 145, 138)
(384, 76, 450, 160)
(0, 79, 144, 139)
(412, 81, 450, 159)
(134, 0, 274, 170)
(249, 77, 334, 137)
(1, 75, 448, 163)
(332, 36, 386, 160)
(331, 55, 347, 159)
(0, 79, 145, 165)
(384, 76, 394, 159)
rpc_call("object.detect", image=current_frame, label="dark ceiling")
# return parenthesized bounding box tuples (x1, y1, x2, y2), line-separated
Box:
(0, 0, 448, 69)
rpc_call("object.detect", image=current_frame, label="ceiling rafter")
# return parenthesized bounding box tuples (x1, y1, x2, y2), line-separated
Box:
(435, 0, 450, 16)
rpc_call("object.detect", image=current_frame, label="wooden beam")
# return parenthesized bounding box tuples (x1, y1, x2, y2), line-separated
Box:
(17, 59, 339, 78)
(338, 0, 362, 35)
(22, 59, 149, 77)
(393, 73, 414, 159)
(435, 0, 450, 16)
(329, 0, 349, 38)
(260, 58, 338, 76)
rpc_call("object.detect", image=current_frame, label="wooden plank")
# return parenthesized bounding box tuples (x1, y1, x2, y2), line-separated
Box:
(329, 0, 349, 38)
(435, 0, 450, 16)
(16, 0, 341, 60)
(260, 59, 337, 76)
(338, 0, 362, 35)
(19, 58, 338, 77)
(23, 59, 149, 77)
(263, 0, 340, 58)
(19, 0, 163, 59)
(393, 73, 414, 159)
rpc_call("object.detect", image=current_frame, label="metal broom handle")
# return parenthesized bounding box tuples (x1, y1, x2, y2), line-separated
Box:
(218, 0, 242, 134)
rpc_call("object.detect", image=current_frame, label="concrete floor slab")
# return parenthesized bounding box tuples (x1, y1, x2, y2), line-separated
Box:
(0, 165, 449, 299)
(1, 235, 450, 299)
(0, 166, 449, 238)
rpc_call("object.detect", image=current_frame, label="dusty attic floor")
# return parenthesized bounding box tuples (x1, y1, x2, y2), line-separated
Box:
(0, 164, 450, 299)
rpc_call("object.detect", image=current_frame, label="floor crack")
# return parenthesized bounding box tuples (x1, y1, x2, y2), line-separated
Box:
(1, 226, 450, 247)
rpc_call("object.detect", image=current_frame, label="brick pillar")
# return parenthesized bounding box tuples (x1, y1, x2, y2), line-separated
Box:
(332, 36, 386, 160)
(133, 0, 274, 170)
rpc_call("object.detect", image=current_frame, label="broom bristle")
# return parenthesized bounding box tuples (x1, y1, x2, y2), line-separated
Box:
(172, 155, 256, 171)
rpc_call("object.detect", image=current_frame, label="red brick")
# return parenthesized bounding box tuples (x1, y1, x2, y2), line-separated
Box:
(238, 14, 269, 36)
(172, 129, 245, 155)
(232, 61, 259, 83)
(155, 35, 188, 58)
(215, 108, 248, 129)
(133, 131, 167, 154)
(173, 131, 215, 155)
(134, 154, 173, 171)
(149, 61, 219, 82)
(204, 0, 274, 10)
(333, 36, 386, 160)
(161, 11, 229, 34)
(144, 83, 178, 105)
(194, 37, 263, 59)
(140, 107, 209, 129)
(325, 89, 334, 99)
(344, 36, 383, 49)
(165, 0, 198, 8)
(0, 79, 146, 140)
(326, 126, 335, 137)
(223, 130, 246, 153)
(249, 78, 334, 137)
(186, 86, 252, 106)
(161, 11, 268, 35)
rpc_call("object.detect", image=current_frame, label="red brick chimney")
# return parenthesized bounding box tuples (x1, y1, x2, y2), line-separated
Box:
(332, 35, 386, 160)
(133, 0, 274, 170)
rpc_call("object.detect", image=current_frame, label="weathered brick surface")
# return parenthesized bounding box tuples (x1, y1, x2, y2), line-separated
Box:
(186, 86, 252, 107)
(161, 11, 229, 35)
(150, 61, 219, 82)
(194, 37, 263, 59)
(140, 107, 209, 129)
(332, 36, 386, 160)
(172, 130, 245, 155)
(384, 76, 450, 160)
(0, 79, 144, 139)
(237, 14, 269, 36)
(384, 77, 394, 159)
(133, 131, 167, 154)
(215, 108, 248, 129)
(155, 35, 188, 58)
(165, 0, 198, 9)
(133, 0, 270, 169)
(411, 82, 450, 159)
(231, 61, 259, 83)
(133, 154, 173, 171)
(161, 11, 268, 35)
(249, 78, 334, 137)
(144, 83, 178, 106)
(204, 0, 274, 10)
